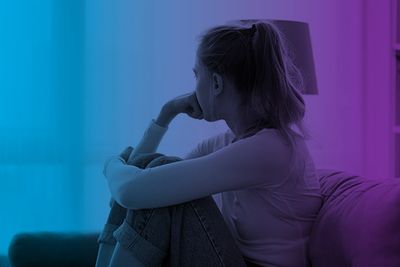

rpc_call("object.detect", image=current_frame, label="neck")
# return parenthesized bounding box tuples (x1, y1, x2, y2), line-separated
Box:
(224, 106, 266, 141)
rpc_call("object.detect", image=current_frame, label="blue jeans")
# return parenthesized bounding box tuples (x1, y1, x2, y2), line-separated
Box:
(97, 153, 258, 267)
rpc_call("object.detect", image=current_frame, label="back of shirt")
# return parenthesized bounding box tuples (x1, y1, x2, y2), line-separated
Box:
(183, 128, 322, 266)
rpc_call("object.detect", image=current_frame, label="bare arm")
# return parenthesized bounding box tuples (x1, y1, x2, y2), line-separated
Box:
(105, 91, 205, 207)
(128, 90, 203, 161)
(127, 104, 177, 160)
(104, 132, 291, 210)
(108, 104, 177, 207)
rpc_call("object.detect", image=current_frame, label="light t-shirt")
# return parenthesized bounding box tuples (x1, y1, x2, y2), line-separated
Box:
(104, 119, 322, 266)
(184, 126, 322, 266)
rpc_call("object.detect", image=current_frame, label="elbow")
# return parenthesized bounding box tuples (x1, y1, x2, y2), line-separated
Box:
(117, 187, 139, 210)
(107, 167, 146, 210)
(107, 176, 139, 209)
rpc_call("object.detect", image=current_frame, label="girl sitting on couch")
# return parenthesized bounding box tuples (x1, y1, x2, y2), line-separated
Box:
(97, 20, 322, 267)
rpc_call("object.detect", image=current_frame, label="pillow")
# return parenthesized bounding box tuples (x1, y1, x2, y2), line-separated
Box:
(308, 169, 400, 267)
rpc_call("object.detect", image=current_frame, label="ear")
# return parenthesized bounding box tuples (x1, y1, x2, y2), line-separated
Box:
(211, 72, 223, 96)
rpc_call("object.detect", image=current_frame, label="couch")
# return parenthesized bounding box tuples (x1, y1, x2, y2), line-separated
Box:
(6, 169, 400, 267)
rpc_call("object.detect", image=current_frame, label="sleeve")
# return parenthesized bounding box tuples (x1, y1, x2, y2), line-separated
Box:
(131, 118, 168, 157)
(182, 139, 208, 160)
(104, 133, 291, 210)
(182, 129, 232, 160)
(108, 118, 167, 208)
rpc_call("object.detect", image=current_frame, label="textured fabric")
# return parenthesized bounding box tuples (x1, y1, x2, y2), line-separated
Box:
(98, 152, 165, 246)
(97, 223, 121, 245)
(112, 152, 175, 267)
(130, 119, 168, 156)
(184, 129, 322, 266)
(104, 127, 310, 209)
(103, 152, 250, 266)
(309, 169, 400, 267)
(10, 169, 400, 266)
(104, 119, 322, 265)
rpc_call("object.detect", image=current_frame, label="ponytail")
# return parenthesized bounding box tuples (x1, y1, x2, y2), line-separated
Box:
(198, 20, 311, 186)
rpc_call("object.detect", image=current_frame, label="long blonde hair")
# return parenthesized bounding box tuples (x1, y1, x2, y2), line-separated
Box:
(197, 20, 311, 185)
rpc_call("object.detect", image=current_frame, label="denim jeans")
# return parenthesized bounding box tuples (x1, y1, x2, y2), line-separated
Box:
(97, 153, 259, 267)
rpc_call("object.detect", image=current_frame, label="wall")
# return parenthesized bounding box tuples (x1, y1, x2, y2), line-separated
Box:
(0, 1, 385, 254)
(0, 0, 86, 254)
(81, 0, 371, 232)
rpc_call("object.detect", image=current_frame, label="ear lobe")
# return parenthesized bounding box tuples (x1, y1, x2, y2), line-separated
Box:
(212, 73, 223, 95)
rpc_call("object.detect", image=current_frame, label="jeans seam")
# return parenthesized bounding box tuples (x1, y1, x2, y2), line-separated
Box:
(127, 208, 156, 248)
(189, 201, 225, 266)
(114, 220, 167, 266)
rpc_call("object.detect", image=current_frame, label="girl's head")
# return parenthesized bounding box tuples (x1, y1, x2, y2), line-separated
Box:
(194, 20, 310, 180)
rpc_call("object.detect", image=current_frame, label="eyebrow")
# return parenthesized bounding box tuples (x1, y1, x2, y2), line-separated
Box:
(192, 68, 197, 74)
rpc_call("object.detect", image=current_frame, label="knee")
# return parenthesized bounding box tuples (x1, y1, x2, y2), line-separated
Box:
(126, 208, 171, 233)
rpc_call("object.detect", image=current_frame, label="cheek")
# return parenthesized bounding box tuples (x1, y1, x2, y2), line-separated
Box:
(195, 88, 204, 109)
(195, 82, 207, 109)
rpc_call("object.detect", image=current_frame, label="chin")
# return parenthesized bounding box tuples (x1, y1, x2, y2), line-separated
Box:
(202, 109, 219, 122)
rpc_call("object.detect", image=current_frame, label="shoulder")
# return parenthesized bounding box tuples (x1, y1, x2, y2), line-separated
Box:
(251, 129, 316, 187)
(203, 128, 235, 153)
(232, 128, 290, 153)
(210, 128, 293, 170)
(235, 129, 303, 176)
(183, 129, 234, 160)
(194, 129, 293, 188)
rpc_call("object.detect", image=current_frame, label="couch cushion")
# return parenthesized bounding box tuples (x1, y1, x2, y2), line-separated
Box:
(308, 169, 400, 267)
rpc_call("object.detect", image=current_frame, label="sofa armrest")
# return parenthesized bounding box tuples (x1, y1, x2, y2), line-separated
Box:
(8, 232, 100, 267)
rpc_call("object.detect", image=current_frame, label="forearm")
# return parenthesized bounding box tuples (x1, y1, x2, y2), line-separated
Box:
(104, 157, 142, 207)
(129, 105, 178, 160)
(155, 104, 178, 128)
(109, 104, 178, 206)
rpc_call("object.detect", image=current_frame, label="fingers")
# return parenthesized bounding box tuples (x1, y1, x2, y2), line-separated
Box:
(119, 146, 134, 162)
(146, 155, 183, 168)
(172, 90, 203, 119)
(190, 93, 204, 119)
(127, 152, 166, 168)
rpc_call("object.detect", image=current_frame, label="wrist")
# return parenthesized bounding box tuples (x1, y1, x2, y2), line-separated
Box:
(156, 103, 178, 127)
